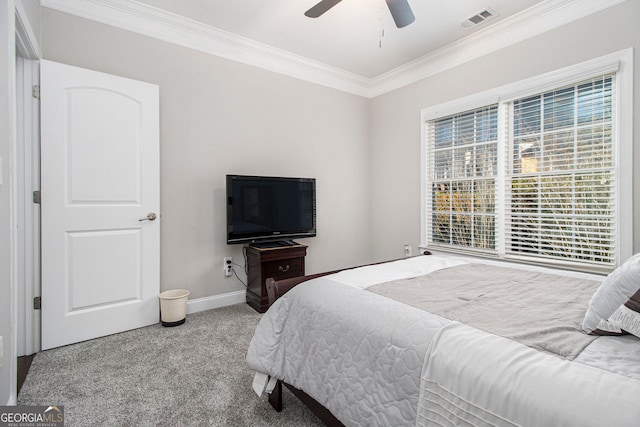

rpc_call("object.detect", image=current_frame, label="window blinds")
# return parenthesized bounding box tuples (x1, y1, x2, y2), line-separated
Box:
(427, 105, 499, 252)
(425, 74, 617, 270)
(506, 75, 615, 267)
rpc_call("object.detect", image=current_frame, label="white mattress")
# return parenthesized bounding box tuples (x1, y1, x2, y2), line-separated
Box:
(247, 255, 640, 426)
(418, 322, 640, 427)
(329, 255, 640, 377)
(327, 255, 468, 290)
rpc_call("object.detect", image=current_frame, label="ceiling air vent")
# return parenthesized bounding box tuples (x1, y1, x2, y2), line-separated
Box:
(461, 8, 497, 29)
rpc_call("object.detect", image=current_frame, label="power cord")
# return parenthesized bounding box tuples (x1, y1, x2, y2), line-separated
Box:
(229, 261, 247, 287)
(242, 244, 249, 276)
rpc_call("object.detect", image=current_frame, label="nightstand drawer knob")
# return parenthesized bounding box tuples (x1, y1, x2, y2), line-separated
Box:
(278, 265, 290, 273)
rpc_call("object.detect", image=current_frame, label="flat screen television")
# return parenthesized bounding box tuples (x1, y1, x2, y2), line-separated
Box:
(226, 175, 316, 245)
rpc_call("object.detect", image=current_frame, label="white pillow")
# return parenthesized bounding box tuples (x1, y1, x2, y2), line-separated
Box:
(582, 253, 640, 337)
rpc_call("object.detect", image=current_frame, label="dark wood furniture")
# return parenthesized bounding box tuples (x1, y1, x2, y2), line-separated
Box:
(246, 244, 307, 313)
(264, 253, 431, 305)
(269, 379, 346, 427)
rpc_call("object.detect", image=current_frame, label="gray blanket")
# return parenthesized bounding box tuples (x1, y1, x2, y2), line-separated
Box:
(368, 263, 601, 359)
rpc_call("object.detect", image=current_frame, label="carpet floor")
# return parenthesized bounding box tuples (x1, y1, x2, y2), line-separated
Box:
(18, 304, 323, 426)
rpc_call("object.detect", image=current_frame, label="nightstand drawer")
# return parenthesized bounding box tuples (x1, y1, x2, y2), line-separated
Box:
(263, 258, 303, 280)
(246, 244, 307, 313)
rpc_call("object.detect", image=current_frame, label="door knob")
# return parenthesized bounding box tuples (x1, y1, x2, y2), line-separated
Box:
(139, 213, 157, 222)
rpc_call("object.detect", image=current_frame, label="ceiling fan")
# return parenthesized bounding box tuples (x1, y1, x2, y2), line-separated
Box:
(305, 0, 416, 28)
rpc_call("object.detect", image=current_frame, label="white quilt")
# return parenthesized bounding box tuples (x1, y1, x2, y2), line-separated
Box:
(246, 256, 640, 426)
(246, 278, 451, 426)
(418, 322, 640, 427)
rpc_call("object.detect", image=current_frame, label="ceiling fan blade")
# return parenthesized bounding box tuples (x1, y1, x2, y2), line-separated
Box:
(305, 0, 343, 18)
(385, 0, 415, 28)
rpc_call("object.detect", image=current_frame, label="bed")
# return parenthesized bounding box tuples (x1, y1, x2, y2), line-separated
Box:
(246, 253, 640, 426)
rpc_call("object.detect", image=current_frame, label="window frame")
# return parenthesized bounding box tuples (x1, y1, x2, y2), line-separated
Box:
(426, 105, 500, 252)
(420, 49, 633, 271)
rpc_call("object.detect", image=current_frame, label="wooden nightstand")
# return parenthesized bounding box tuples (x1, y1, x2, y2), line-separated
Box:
(246, 244, 307, 313)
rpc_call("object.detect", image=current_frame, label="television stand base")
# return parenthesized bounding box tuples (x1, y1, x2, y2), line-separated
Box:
(249, 240, 298, 249)
(246, 244, 307, 312)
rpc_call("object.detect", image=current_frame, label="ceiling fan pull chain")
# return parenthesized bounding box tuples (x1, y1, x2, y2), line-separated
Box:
(379, 0, 385, 48)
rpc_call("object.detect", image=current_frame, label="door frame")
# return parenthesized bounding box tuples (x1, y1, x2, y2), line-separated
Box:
(15, 57, 40, 356)
(15, 2, 42, 359)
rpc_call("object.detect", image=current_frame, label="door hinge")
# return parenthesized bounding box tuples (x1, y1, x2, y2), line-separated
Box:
(33, 296, 41, 310)
(33, 190, 41, 204)
(32, 85, 40, 99)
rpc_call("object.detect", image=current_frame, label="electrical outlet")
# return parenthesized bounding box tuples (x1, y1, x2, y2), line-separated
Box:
(404, 244, 412, 257)
(224, 257, 233, 277)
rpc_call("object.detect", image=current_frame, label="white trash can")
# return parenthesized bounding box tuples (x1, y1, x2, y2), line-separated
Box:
(159, 289, 190, 327)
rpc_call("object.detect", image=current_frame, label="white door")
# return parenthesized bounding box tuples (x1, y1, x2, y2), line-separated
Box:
(40, 60, 160, 350)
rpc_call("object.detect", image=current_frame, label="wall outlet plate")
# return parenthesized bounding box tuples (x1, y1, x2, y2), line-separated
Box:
(224, 257, 233, 277)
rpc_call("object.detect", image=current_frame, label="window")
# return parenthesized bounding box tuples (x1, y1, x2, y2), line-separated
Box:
(422, 51, 633, 272)
(508, 76, 615, 266)
(428, 105, 498, 251)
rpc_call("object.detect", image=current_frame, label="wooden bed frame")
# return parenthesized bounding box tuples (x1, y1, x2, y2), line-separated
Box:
(262, 253, 431, 426)
(265, 251, 432, 305)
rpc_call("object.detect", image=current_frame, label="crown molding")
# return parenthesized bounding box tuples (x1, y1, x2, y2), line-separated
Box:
(39, 0, 373, 96)
(369, 0, 628, 96)
(16, 1, 42, 59)
(41, 0, 627, 98)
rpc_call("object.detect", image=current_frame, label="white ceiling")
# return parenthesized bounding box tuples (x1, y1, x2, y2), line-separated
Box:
(133, 0, 543, 79)
(41, 0, 626, 96)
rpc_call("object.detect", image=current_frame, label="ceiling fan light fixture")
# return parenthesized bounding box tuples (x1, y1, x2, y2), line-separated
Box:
(385, 0, 415, 28)
(304, 0, 415, 29)
(304, 0, 342, 18)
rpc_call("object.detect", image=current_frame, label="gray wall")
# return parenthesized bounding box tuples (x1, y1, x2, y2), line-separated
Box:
(33, 1, 640, 299)
(41, 9, 373, 300)
(369, 0, 640, 262)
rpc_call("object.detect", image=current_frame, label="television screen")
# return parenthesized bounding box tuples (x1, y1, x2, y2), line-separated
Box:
(226, 175, 316, 244)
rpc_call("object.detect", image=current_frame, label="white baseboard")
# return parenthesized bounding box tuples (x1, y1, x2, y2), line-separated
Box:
(186, 290, 246, 315)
